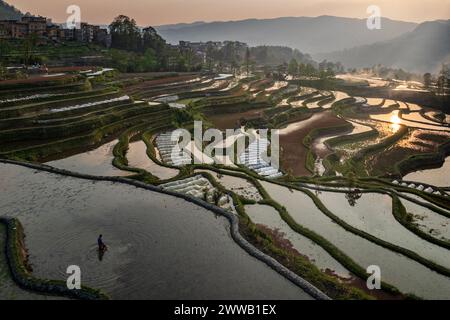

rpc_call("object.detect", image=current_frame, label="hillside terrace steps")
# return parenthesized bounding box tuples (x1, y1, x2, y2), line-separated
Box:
(155, 132, 192, 166)
(160, 175, 236, 213)
(239, 138, 283, 179)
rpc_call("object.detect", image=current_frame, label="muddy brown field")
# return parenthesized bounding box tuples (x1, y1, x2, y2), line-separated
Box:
(279, 111, 349, 176)
(207, 108, 266, 130)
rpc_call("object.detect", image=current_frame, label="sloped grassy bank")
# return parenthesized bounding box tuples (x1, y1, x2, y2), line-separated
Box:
(0, 217, 108, 300)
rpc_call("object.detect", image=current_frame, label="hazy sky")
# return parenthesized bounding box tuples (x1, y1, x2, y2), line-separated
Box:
(7, 0, 450, 25)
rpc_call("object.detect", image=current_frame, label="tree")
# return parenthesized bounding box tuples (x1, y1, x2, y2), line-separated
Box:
(109, 15, 141, 51)
(0, 38, 11, 64)
(205, 43, 216, 71)
(288, 58, 298, 76)
(325, 66, 335, 78)
(437, 64, 449, 96)
(304, 63, 317, 77)
(180, 47, 194, 72)
(423, 73, 432, 88)
(141, 26, 166, 55)
(22, 33, 38, 65)
(245, 47, 250, 75)
(137, 49, 158, 72)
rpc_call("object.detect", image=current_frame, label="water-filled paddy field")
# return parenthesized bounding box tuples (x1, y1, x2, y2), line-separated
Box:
(0, 223, 65, 300)
(1, 71, 449, 300)
(126, 141, 179, 180)
(244, 204, 352, 279)
(404, 157, 450, 187)
(261, 181, 450, 299)
(46, 140, 133, 177)
(0, 163, 312, 300)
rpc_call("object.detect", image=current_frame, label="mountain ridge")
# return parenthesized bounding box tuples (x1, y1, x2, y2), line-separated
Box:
(0, 0, 22, 20)
(315, 19, 450, 73)
(155, 15, 418, 54)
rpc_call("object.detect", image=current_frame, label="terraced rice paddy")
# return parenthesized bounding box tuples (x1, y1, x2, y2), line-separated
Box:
(305, 94, 335, 110)
(312, 130, 370, 175)
(261, 182, 450, 299)
(404, 157, 450, 187)
(315, 192, 450, 269)
(47, 140, 133, 177)
(126, 141, 179, 180)
(0, 223, 64, 300)
(0, 163, 311, 300)
(161, 175, 236, 212)
(371, 110, 450, 132)
(244, 204, 352, 279)
(207, 108, 266, 130)
(155, 132, 192, 166)
(279, 112, 349, 176)
(196, 170, 262, 201)
(401, 198, 450, 242)
(239, 137, 283, 179)
(1, 70, 449, 300)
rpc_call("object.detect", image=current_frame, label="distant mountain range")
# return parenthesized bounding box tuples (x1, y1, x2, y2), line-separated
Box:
(315, 20, 450, 74)
(2, 0, 448, 74)
(0, 0, 22, 20)
(156, 16, 417, 54)
(156, 16, 450, 74)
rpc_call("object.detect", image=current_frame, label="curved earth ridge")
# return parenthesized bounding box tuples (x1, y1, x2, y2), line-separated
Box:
(0, 158, 330, 301)
(0, 217, 108, 300)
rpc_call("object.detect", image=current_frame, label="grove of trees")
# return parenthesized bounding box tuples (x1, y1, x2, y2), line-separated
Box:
(108, 15, 203, 72)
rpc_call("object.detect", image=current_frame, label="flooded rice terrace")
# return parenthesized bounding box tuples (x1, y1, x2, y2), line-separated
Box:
(1, 67, 449, 301)
(46, 140, 133, 177)
(404, 156, 450, 188)
(126, 141, 179, 180)
(0, 163, 311, 300)
(261, 181, 450, 299)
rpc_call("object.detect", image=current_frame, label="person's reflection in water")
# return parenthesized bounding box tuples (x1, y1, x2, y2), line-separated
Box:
(98, 249, 105, 261)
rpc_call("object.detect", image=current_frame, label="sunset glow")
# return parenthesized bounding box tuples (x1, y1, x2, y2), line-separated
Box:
(7, 0, 450, 25)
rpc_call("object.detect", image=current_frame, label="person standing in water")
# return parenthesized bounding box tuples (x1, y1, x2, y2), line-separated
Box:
(98, 234, 107, 252)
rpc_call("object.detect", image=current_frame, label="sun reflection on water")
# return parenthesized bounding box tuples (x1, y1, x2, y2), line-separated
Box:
(390, 110, 401, 133)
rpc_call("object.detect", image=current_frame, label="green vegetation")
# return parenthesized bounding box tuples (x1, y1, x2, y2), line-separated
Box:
(2, 62, 449, 301)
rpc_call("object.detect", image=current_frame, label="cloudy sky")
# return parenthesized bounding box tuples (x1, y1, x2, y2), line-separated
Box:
(7, 0, 450, 25)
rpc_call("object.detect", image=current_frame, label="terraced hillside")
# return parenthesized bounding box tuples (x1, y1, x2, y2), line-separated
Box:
(1, 70, 449, 300)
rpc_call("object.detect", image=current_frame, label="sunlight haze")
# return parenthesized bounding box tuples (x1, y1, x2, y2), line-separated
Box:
(7, 0, 450, 25)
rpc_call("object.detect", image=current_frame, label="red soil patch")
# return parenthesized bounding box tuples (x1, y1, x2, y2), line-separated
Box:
(279, 111, 349, 177)
(207, 108, 266, 130)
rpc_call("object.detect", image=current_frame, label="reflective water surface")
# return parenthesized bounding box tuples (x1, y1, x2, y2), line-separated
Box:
(261, 181, 450, 299)
(46, 140, 133, 177)
(0, 163, 311, 300)
(127, 141, 179, 180)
